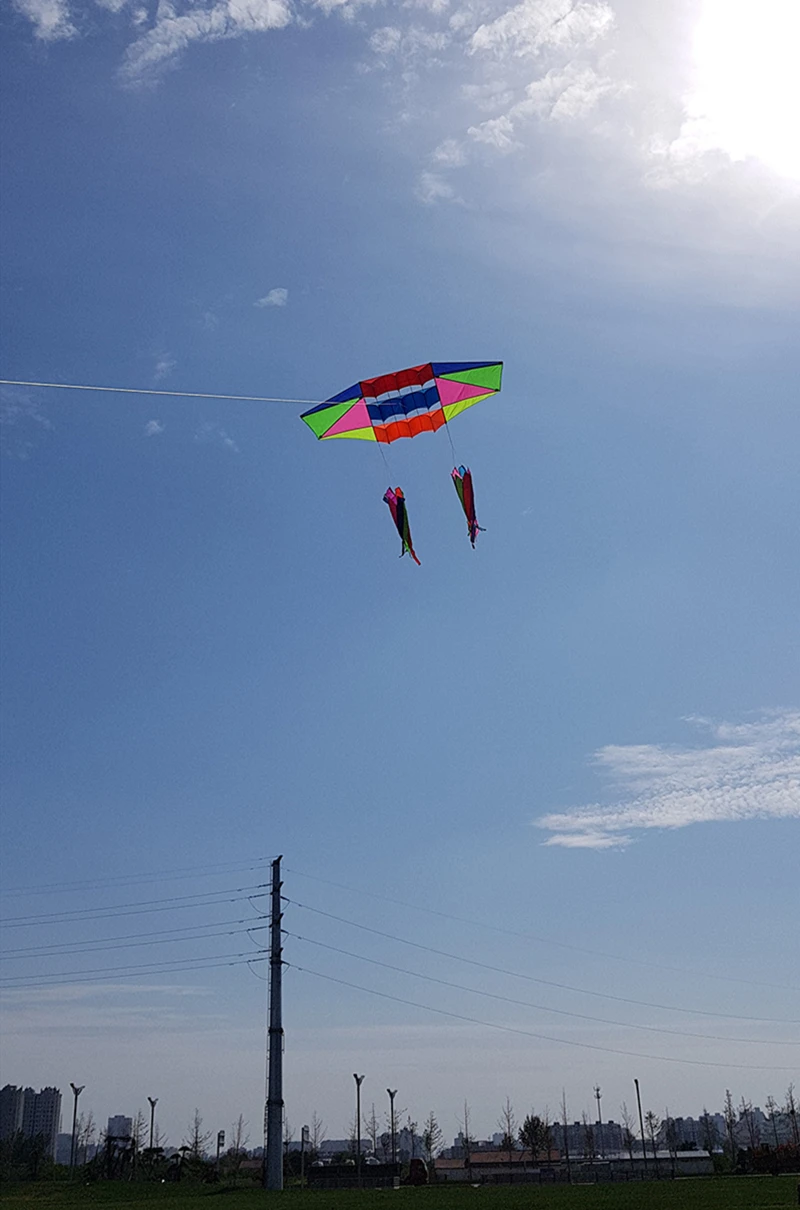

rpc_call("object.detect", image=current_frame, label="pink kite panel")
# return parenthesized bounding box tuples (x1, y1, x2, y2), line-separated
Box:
(434, 378, 493, 406)
(325, 398, 370, 436)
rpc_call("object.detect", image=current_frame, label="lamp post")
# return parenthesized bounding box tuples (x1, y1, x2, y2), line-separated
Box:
(353, 1074, 364, 1183)
(69, 1084, 85, 1170)
(634, 1079, 648, 1176)
(147, 1098, 158, 1152)
(594, 1086, 603, 1159)
(386, 1089, 397, 1167)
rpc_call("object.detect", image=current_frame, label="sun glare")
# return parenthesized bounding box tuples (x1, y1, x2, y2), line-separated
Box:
(685, 0, 800, 179)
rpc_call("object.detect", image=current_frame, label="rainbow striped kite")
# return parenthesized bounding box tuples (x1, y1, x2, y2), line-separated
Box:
(300, 361, 503, 444)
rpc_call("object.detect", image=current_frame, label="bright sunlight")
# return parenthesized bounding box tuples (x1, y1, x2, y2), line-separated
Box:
(683, 0, 800, 179)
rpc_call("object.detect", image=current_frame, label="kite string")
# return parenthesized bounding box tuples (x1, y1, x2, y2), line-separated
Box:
(0, 379, 319, 405)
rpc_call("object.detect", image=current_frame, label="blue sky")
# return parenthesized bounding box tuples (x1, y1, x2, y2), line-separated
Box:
(1, 0, 798, 1151)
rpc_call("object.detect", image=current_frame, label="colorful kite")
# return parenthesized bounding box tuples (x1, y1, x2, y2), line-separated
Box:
(383, 487, 421, 565)
(300, 361, 503, 444)
(451, 465, 484, 547)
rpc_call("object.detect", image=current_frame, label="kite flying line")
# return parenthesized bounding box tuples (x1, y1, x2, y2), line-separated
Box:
(0, 379, 319, 405)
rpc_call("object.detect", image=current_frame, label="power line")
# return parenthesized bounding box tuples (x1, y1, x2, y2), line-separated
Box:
(285, 866, 799, 994)
(1, 884, 268, 927)
(1, 921, 267, 960)
(289, 964, 795, 1073)
(0, 948, 268, 987)
(284, 899, 799, 1025)
(285, 932, 798, 1048)
(0, 858, 276, 898)
(0, 954, 268, 991)
(0, 380, 318, 405)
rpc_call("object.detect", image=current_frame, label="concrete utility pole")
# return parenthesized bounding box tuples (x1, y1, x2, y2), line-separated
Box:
(69, 1084, 84, 1169)
(634, 1078, 648, 1176)
(353, 1075, 364, 1184)
(594, 1086, 603, 1158)
(147, 1098, 158, 1152)
(387, 1089, 397, 1166)
(264, 856, 284, 1191)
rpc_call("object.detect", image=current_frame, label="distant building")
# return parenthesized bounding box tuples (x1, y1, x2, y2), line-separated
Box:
(107, 1115, 133, 1139)
(1, 1086, 61, 1159)
(1, 1086, 25, 1140)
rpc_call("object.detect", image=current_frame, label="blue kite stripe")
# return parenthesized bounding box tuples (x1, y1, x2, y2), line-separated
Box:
(431, 361, 497, 376)
(367, 386, 441, 425)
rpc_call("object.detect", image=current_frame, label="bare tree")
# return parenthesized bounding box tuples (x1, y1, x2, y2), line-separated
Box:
(310, 1112, 326, 1157)
(363, 1103, 380, 1156)
(723, 1090, 737, 1163)
(581, 1112, 595, 1160)
(131, 1110, 147, 1153)
(620, 1102, 637, 1163)
(422, 1112, 443, 1164)
(740, 1097, 759, 1150)
(458, 1100, 473, 1180)
(664, 1109, 679, 1178)
(226, 1114, 249, 1185)
(764, 1096, 781, 1152)
(184, 1109, 212, 1160)
(644, 1110, 660, 1168)
(700, 1108, 719, 1159)
(405, 1115, 418, 1160)
(77, 1111, 96, 1167)
(560, 1090, 572, 1182)
(786, 1084, 799, 1148)
(498, 1097, 517, 1176)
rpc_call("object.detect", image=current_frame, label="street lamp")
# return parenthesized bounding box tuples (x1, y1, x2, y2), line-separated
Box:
(386, 1089, 397, 1166)
(594, 1086, 603, 1159)
(147, 1098, 158, 1152)
(634, 1078, 648, 1176)
(69, 1083, 85, 1170)
(353, 1074, 364, 1180)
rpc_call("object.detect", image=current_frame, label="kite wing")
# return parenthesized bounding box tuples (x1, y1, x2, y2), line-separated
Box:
(452, 465, 484, 547)
(383, 487, 421, 565)
(301, 361, 502, 444)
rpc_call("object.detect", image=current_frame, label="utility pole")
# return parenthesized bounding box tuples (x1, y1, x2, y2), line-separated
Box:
(69, 1084, 84, 1170)
(634, 1078, 648, 1177)
(264, 856, 284, 1191)
(353, 1075, 364, 1186)
(147, 1098, 158, 1152)
(594, 1086, 604, 1159)
(387, 1089, 397, 1166)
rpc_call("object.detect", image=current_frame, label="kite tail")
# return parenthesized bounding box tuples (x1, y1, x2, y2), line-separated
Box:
(452, 465, 484, 547)
(384, 486, 421, 565)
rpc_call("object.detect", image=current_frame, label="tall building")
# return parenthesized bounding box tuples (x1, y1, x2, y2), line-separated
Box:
(1, 1086, 61, 1159)
(0, 1085, 24, 1139)
(107, 1115, 132, 1139)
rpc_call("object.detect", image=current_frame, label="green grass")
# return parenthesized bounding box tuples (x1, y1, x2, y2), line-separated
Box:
(1, 1179, 797, 1210)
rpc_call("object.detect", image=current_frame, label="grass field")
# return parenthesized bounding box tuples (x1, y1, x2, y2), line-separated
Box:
(1, 1179, 796, 1210)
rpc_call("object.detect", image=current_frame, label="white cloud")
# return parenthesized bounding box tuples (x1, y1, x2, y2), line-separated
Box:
(120, 0, 291, 82)
(11, 0, 76, 39)
(1, 390, 53, 460)
(415, 170, 457, 203)
(144, 419, 164, 436)
(154, 353, 176, 380)
(432, 137, 468, 166)
(535, 711, 800, 850)
(469, 0, 613, 60)
(195, 421, 240, 452)
(254, 287, 288, 307)
(522, 60, 625, 119)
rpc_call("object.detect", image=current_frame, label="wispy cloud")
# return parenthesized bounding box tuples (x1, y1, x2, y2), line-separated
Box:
(120, 0, 292, 82)
(195, 421, 239, 452)
(535, 712, 800, 850)
(11, 0, 76, 39)
(144, 419, 164, 436)
(469, 0, 614, 60)
(254, 287, 288, 307)
(1, 390, 53, 460)
(154, 353, 176, 380)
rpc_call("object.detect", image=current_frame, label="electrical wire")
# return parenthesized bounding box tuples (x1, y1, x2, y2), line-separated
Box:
(289, 964, 796, 1073)
(0, 380, 317, 404)
(285, 932, 797, 1047)
(284, 899, 799, 1025)
(0, 884, 268, 927)
(0, 948, 268, 987)
(1, 921, 267, 961)
(0, 954, 268, 991)
(0, 858, 275, 898)
(285, 866, 800, 995)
